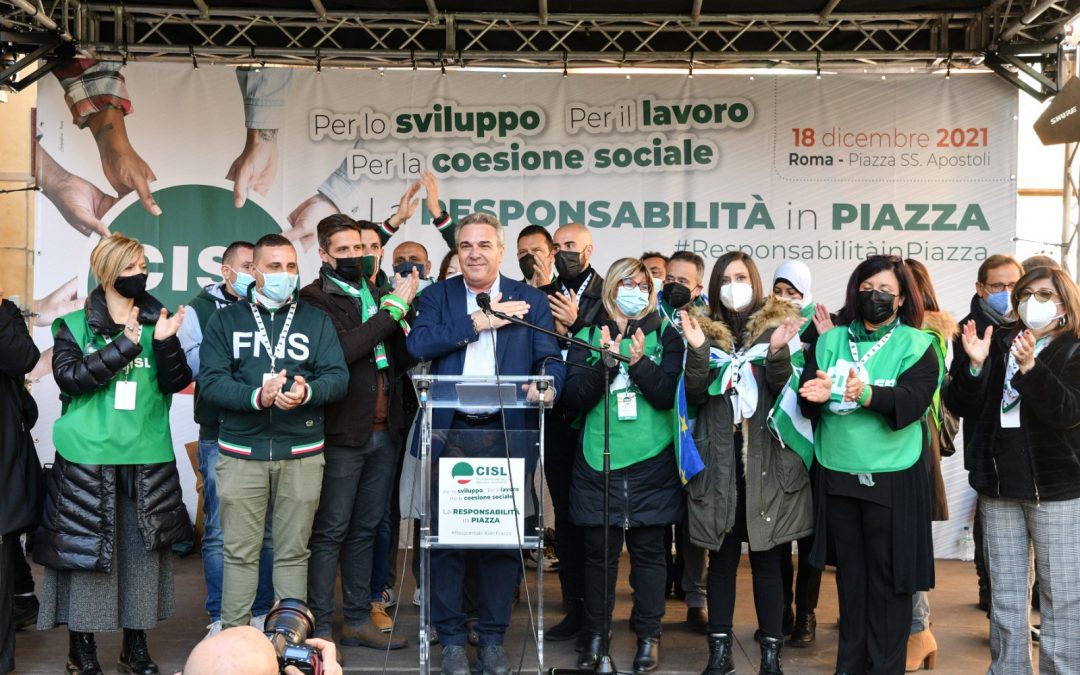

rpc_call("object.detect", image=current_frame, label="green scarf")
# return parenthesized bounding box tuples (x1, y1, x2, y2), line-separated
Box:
(328, 275, 409, 370)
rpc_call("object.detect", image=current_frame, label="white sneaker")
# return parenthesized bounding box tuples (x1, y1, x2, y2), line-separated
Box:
(381, 586, 397, 609)
(204, 620, 223, 639)
(250, 614, 268, 632)
(413, 588, 421, 607)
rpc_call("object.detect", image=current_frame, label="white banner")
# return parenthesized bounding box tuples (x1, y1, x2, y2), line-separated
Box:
(30, 65, 1017, 556)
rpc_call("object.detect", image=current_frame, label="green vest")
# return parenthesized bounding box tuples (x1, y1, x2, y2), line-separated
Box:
(813, 322, 933, 473)
(52, 310, 176, 465)
(577, 321, 675, 471)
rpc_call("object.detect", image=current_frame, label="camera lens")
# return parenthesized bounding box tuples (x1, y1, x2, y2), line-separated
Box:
(264, 598, 316, 645)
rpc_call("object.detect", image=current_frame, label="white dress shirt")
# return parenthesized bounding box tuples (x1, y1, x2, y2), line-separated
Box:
(460, 276, 501, 413)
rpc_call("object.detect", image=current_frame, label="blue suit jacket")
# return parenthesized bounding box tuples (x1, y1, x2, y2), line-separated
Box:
(406, 274, 566, 464)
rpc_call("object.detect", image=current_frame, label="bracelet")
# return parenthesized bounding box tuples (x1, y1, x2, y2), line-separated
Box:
(857, 385, 871, 405)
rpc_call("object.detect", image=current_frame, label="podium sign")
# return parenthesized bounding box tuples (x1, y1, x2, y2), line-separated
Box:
(438, 457, 526, 545)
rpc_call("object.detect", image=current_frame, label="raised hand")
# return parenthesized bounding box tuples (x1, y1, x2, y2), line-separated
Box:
(548, 290, 579, 330)
(960, 320, 993, 370)
(260, 369, 287, 408)
(769, 316, 806, 354)
(812, 303, 834, 335)
(122, 306, 141, 343)
(679, 310, 706, 349)
(798, 369, 832, 404)
(421, 170, 442, 218)
(392, 267, 421, 307)
(628, 328, 646, 366)
(227, 128, 279, 207)
(1012, 329, 1037, 374)
(153, 306, 186, 340)
(388, 181, 422, 227)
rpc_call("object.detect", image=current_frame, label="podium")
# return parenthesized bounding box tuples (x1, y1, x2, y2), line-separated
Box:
(411, 373, 553, 674)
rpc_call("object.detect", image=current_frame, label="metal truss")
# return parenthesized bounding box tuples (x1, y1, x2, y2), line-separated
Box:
(1, 1, 1080, 96)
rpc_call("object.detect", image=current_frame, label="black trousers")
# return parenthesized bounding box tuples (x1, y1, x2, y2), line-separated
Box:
(828, 495, 912, 675)
(543, 418, 585, 605)
(706, 535, 787, 638)
(781, 534, 822, 615)
(1, 535, 16, 675)
(582, 525, 666, 638)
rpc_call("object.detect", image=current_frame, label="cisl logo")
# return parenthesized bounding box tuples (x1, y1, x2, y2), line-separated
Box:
(98, 183, 283, 310)
(451, 461, 475, 485)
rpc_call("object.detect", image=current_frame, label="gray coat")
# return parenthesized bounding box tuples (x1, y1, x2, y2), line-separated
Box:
(683, 298, 814, 552)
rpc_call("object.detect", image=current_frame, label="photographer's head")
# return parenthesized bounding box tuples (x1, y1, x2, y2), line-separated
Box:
(180, 627, 277, 675)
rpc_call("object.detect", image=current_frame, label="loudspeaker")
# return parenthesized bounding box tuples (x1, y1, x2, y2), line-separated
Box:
(1035, 76, 1080, 145)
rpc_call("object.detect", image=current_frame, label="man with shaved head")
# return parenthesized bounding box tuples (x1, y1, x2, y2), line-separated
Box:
(179, 626, 342, 675)
(538, 222, 607, 647)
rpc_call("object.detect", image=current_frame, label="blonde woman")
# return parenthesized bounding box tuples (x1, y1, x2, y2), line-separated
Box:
(35, 233, 192, 675)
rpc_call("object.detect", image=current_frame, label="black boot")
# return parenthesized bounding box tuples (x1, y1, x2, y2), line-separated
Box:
(701, 633, 735, 675)
(546, 598, 583, 642)
(788, 610, 816, 647)
(576, 633, 603, 669)
(67, 631, 103, 675)
(118, 629, 159, 674)
(760, 636, 784, 675)
(632, 636, 659, 674)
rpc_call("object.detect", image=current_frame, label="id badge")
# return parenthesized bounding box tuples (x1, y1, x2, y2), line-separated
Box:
(617, 392, 638, 421)
(1001, 405, 1021, 429)
(115, 380, 137, 411)
(263, 372, 278, 385)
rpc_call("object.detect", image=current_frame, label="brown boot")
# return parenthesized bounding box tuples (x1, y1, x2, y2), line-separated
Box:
(340, 621, 407, 650)
(905, 629, 937, 671)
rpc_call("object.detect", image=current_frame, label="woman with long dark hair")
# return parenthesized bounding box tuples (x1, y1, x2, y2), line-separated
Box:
(798, 255, 937, 674)
(682, 251, 813, 675)
(946, 266, 1080, 675)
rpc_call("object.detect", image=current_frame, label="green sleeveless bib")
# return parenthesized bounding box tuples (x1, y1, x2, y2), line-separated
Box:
(52, 310, 176, 465)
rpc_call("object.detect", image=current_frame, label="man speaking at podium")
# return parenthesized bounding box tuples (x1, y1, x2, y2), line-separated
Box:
(407, 212, 565, 675)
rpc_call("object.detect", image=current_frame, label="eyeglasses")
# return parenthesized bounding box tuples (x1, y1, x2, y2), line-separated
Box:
(618, 278, 651, 292)
(1018, 288, 1060, 303)
(982, 282, 1016, 293)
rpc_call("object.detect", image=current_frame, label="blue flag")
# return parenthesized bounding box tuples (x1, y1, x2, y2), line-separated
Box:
(675, 374, 706, 484)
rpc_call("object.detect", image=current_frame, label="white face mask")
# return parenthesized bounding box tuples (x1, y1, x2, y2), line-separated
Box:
(1018, 296, 1062, 330)
(721, 282, 754, 312)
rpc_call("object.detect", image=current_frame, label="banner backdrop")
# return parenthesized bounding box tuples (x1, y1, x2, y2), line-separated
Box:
(31, 65, 1018, 557)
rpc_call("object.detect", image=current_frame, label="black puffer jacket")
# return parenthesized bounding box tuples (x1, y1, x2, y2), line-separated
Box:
(0, 299, 43, 538)
(564, 311, 684, 528)
(945, 327, 1080, 501)
(33, 287, 193, 573)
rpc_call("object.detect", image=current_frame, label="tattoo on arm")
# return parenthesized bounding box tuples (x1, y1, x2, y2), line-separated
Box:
(257, 129, 279, 142)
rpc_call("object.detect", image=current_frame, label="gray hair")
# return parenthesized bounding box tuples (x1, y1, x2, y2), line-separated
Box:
(455, 212, 505, 247)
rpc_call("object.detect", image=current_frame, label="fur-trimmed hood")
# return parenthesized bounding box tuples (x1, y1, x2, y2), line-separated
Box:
(922, 310, 959, 343)
(689, 296, 802, 352)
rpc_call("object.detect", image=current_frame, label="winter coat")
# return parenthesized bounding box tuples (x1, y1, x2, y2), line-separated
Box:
(300, 267, 416, 447)
(563, 311, 684, 528)
(684, 298, 814, 552)
(945, 327, 1080, 502)
(0, 299, 43, 537)
(34, 288, 193, 572)
(922, 310, 958, 521)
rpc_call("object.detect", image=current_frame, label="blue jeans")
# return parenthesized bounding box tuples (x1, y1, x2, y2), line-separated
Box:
(199, 439, 275, 621)
(370, 501, 392, 602)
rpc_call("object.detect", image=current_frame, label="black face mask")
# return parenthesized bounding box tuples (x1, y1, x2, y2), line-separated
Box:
(393, 261, 425, 278)
(518, 253, 537, 281)
(857, 289, 896, 325)
(662, 282, 692, 309)
(332, 256, 366, 284)
(555, 250, 583, 282)
(113, 273, 148, 299)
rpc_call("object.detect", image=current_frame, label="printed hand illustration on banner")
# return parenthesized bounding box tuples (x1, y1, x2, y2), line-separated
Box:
(86, 107, 161, 215)
(33, 277, 83, 327)
(37, 146, 116, 238)
(227, 128, 279, 208)
(30, 346, 53, 382)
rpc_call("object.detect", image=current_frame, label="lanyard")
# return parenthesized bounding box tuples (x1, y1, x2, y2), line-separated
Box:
(250, 302, 297, 373)
(561, 272, 592, 303)
(847, 324, 896, 370)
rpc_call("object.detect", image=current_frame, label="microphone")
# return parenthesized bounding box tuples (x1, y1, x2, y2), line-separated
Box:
(477, 292, 492, 313)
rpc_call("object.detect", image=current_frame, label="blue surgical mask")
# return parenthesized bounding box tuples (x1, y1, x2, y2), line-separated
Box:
(615, 287, 650, 317)
(987, 290, 1011, 317)
(231, 271, 255, 299)
(259, 271, 299, 305)
(393, 261, 425, 279)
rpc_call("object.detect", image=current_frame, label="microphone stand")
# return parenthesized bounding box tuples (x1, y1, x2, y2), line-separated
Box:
(479, 300, 628, 675)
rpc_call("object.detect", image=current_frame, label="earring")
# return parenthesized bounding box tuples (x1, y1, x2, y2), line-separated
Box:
(1060, 315, 1067, 327)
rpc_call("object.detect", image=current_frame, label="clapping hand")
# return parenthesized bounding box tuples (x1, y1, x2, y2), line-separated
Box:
(548, 290, 579, 333)
(812, 303, 834, 335)
(843, 367, 865, 404)
(275, 375, 308, 410)
(769, 316, 806, 354)
(798, 370, 832, 404)
(260, 369, 287, 408)
(1011, 329, 1037, 374)
(679, 310, 706, 349)
(392, 267, 421, 307)
(153, 306, 185, 340)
